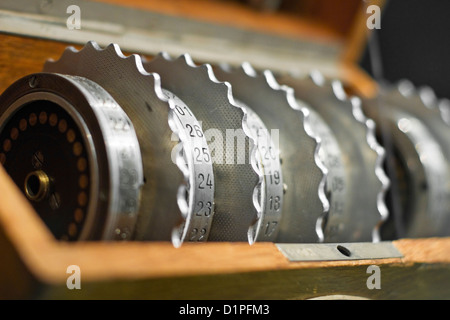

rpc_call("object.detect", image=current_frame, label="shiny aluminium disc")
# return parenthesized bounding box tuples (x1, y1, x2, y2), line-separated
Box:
(279, 71, 389, 242)
(214, 63, 328, 243)
(363, 81, 450, 238)
(0, 72, 143, 241)
(42, 42, 214, 245)
(144, 53, 261, 242)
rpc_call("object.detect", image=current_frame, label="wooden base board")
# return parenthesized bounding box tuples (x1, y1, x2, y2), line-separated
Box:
(0, 163, 449, 299)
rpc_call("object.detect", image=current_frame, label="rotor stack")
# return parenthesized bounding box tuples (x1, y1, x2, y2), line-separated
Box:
(0, 42, 448, 246)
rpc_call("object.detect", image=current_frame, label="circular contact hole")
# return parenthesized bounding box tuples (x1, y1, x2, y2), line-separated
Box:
(24, 170, 50, 202)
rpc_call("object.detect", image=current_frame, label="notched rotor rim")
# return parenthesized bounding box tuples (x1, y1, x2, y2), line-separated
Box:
(144, 53, 261, 243)
(279, 70, 389, 242)
(43, 41, 194, 244)
(215, 62, 328, 243)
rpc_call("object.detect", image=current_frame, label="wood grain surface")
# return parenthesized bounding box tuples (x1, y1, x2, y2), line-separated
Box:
(0, 34, 80, 93)
(0, 162, 449, 299)
(92, 0, 344, 42)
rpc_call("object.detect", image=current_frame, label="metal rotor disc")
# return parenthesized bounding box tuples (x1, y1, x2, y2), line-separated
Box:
(214, 63, 327, 243)
(0, 73, 143, 241)
(364, 81, 450, 238)
(231, 99, 283, 243)
(43, 42, 213, 245)
(144, 53, 261, 242)
(278, 71, 389, 242)
(162, 89, 215, 246)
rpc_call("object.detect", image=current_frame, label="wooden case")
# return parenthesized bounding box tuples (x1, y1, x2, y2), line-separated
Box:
(0, 0, 448, 300)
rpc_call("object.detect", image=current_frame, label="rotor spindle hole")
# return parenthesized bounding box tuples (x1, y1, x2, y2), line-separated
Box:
(25, 170, 50, 202)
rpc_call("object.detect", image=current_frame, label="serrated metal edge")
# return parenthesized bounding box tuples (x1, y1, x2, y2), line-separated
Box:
(165, 93, 194, 247)
(438, 98, 450, 126)
(235, 63, 279, 243)
(44, 41, 192, 246)
(375, 79, 450, 238)
(309, 71, 389, 242)
(261, 67, 330, 242)
(330, 78, 390, 242)
(397, 79, 449, 127)
(147, 52, 263, 244)
(218, 62, 327, 242)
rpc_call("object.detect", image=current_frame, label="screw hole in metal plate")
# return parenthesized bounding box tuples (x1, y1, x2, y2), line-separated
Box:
(337, 245, 351, 257)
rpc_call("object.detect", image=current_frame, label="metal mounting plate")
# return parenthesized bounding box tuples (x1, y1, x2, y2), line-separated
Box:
(276, 242, 403, 262)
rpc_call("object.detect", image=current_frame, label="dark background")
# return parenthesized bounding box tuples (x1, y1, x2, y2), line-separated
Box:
(360, 0, 450, 99)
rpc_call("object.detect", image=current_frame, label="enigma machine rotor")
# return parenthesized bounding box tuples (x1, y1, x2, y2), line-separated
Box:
(0, 41, 449, 246)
